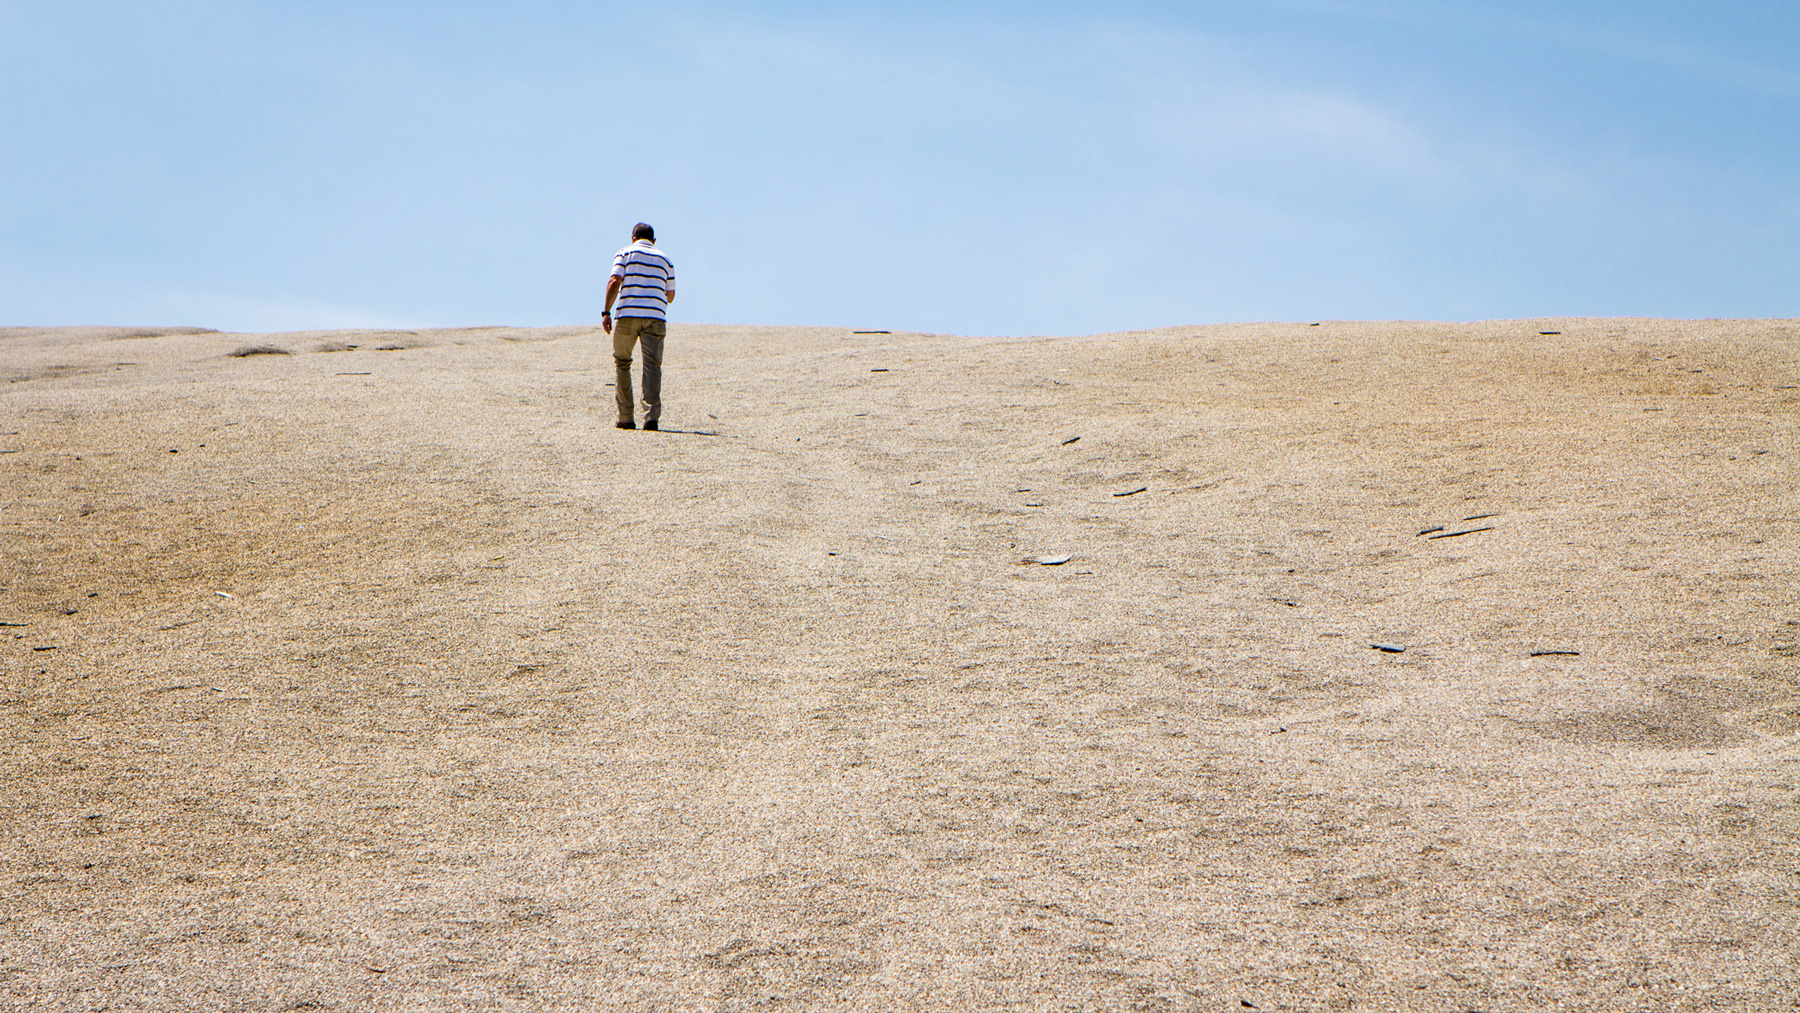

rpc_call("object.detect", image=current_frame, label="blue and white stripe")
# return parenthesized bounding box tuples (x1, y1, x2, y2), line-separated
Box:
(611, 241, 675, 320)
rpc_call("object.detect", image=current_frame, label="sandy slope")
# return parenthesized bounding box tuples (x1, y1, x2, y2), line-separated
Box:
(1, 318, 1796, 1012)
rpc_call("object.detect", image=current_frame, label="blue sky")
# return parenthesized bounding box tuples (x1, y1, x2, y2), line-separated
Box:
(2, 1, 1795, 334)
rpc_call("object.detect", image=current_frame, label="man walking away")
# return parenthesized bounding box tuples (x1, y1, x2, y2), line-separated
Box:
(603, 223, 676, 430)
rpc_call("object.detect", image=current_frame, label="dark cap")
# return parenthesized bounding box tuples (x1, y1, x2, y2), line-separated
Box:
(632, 222, 655, 241)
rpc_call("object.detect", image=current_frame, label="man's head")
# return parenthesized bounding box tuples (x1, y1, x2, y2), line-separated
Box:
(632, 222, 655, 243)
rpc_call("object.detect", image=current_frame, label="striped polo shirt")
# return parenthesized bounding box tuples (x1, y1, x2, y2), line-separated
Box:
(610, 240, 676, 321)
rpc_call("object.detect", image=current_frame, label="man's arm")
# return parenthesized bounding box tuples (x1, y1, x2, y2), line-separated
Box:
(603, 274, 622, 332)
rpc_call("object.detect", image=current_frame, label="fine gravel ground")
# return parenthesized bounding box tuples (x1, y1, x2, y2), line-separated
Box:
(1, 318, 1796, 1012)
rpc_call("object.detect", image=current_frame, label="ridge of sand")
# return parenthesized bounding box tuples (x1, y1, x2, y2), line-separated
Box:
(3, 318, 1797, 1011)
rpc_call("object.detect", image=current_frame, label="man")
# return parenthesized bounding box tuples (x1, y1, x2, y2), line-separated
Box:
(602, 223, 676, 430)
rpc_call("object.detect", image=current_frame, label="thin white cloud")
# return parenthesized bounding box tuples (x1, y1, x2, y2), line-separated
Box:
(162, 291, 427, 334)
(1603, 33, 1800, 102)
(1128, 76, 1452, 183)
(655, 15, 1461, 188)
(0, 255, 425, 332)
(1252, 0, 1800, 100)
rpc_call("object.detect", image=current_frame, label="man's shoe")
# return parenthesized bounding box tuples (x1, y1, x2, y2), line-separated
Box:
(644, 420, 659, 431)
(616, 421, 636, 430)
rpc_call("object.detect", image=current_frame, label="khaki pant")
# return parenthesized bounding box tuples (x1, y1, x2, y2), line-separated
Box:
(612, 316, 665, 424)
